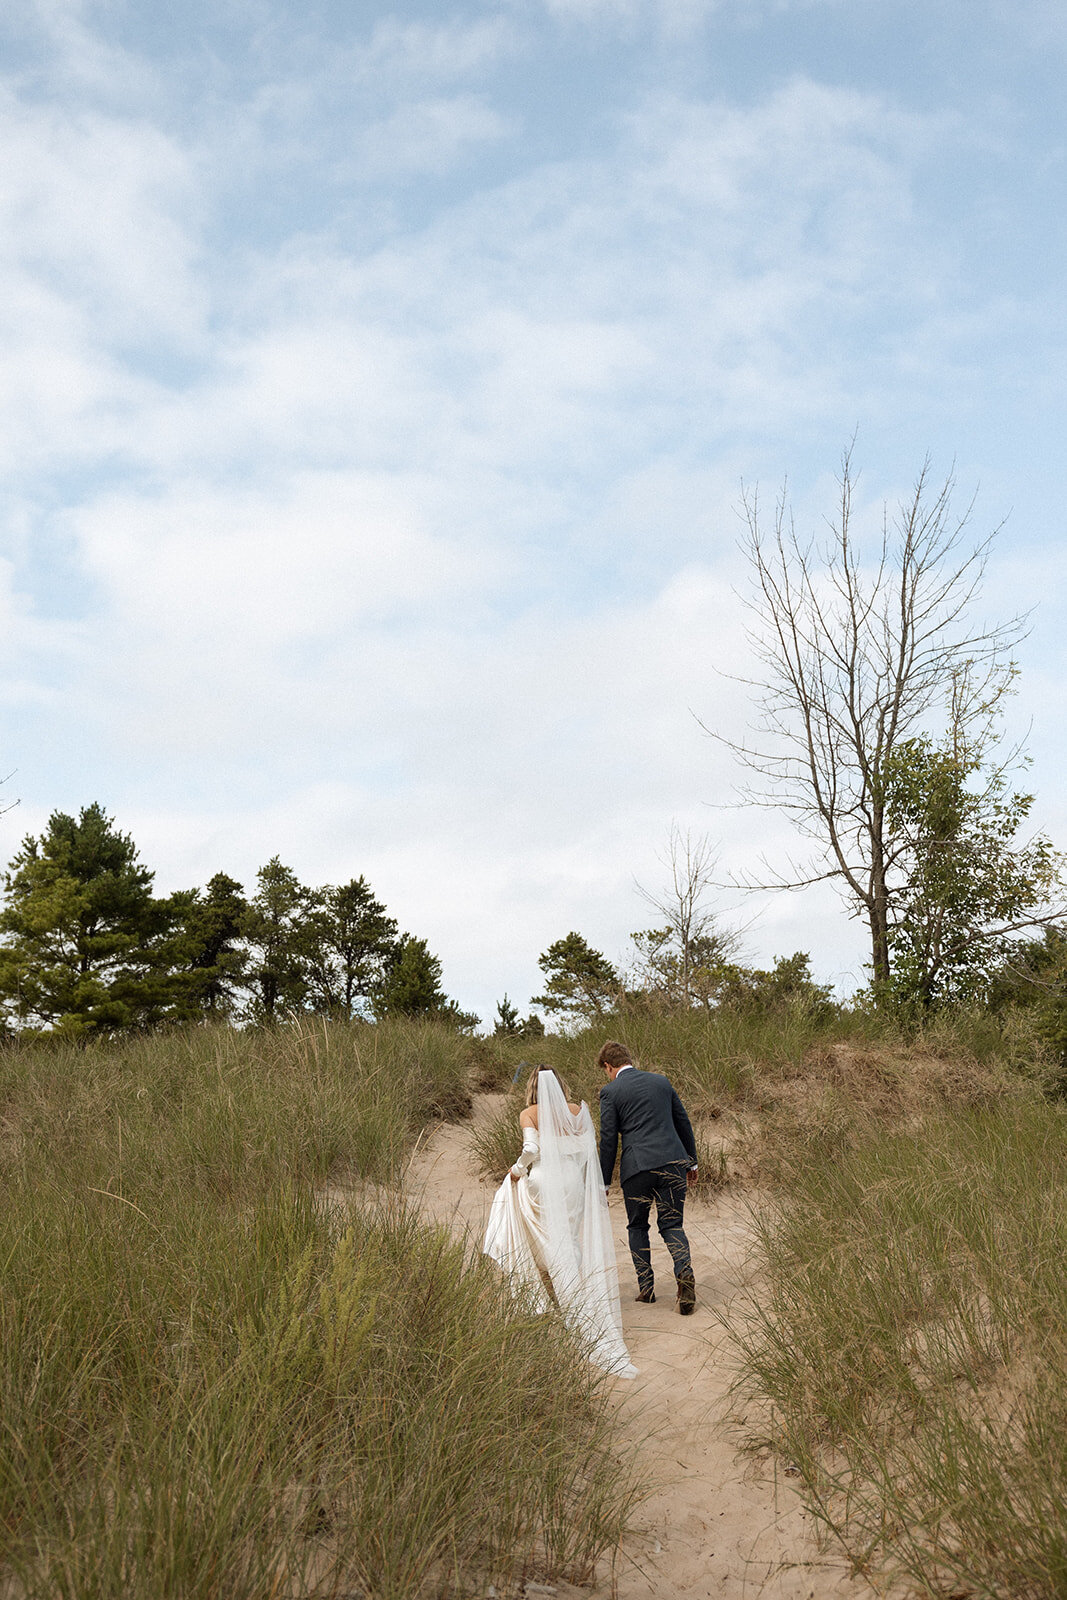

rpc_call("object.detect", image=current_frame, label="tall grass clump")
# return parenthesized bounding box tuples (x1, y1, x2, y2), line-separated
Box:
(496, 998, 1057, 1110)
(0, 1020, 638, 1598)
(733, 1098, 1067, 1598)
(487, 1003, 857, 1115)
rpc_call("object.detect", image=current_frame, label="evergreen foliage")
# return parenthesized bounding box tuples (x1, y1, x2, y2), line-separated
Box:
(493, 994, 545, 1039)
(532, 932, 620, 1024)
(302, 877, 400, 1019)
(0, 808, 469, 1036)
(243, 857, 310, 1020)
(175, 872, 249, 1016)
(376, 935, 447, 1017)
(0, 804, 185, 1035)
(494, 994, 521, 1035)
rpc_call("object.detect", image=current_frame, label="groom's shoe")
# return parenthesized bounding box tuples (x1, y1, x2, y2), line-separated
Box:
(634, 1287, 656, 1304)
(676, 1271, 697, 1315)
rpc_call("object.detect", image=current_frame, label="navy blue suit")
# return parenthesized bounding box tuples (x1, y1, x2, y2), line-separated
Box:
(599, 1067, 696, 1296)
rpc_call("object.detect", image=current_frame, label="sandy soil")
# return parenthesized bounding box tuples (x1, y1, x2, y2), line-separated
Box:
(408, 1096, 880, 1600)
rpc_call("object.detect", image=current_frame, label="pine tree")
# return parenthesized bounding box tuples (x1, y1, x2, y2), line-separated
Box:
(0, 803, 176, 1035)
(302, 877, 399, 1018)
(531, 932, 619, 1024)
(242, 858, 310, 1020)
(494, 995, 522, 1036)
(172, 873, 249, 1016)
(375, 935, 447, 1018)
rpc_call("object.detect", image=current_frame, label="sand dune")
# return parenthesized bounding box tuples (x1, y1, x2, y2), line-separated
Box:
(409, 1095, 879, 1600)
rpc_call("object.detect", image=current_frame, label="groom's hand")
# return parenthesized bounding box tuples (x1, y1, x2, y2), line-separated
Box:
(687, 1166, 698, 1185)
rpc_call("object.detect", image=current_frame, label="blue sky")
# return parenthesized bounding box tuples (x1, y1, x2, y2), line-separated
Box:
(1, 0, 1065, 1020)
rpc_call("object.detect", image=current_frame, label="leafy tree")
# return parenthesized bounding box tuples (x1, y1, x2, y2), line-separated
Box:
(0, 803, 179, 1035)
(881, 737, 1061, 1008)
(436, 998, 482, 1034)
(302, 877, 399, 1019)
(375, 935, 479, 1030)
(988, 927, 1067, 1074)
(242, 858, 310, 1021)
(531, 932, 619, 1025)
(711, 951, 836, 1018)
(630, 928, 745, 1010)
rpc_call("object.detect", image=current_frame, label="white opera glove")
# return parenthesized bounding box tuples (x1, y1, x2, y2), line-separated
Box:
(509, 1130, 539, 1179)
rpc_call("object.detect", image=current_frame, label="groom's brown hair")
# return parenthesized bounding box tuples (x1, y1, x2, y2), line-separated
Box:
(597, 1040, 632, 1070)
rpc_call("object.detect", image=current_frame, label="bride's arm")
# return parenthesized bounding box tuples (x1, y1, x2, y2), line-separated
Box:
(509, 1114, 539, 1182)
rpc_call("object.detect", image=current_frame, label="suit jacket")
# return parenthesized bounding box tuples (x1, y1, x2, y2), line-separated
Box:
(599, 1067, 697, 1186)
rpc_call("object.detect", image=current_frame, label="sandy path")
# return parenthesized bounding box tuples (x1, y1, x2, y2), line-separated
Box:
(409, 1096, 879, 1600)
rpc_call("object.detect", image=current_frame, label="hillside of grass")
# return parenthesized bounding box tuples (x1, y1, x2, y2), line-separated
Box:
(470, 1000, 1054, 1183)
(478, 1001, 1067, 1597)
(3, 1000, 1063, 1598)
(0, 1020, 639, 1600)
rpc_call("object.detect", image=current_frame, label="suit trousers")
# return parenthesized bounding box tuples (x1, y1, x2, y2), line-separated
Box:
(620, 1161, 692, 1294)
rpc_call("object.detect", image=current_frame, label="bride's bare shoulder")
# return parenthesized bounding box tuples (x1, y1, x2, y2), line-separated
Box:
(568, 1101, 582, 1115)
(519, 1106, 538, 1129)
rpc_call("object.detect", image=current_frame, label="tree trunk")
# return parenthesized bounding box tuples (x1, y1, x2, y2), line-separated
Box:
(869, 821, 891, 987)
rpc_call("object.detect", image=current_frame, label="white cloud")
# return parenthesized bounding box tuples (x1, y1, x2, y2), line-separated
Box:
(352, 95, 511, 179)
(0, 86, 205, 479)
(355, 16, 520, 84)
(1, 15, 1049, 1016)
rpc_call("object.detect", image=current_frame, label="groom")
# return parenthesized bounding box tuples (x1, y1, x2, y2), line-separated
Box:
(597, 1040, 698, 1315)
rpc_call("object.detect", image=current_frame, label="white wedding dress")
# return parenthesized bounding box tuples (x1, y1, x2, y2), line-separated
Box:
(483, 1072, 636, 1378)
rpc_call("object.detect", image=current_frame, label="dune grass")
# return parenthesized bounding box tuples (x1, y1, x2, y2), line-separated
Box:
(476, 1002, 1047, 1191)
(0, 1019, 640, 1598)
(487, 999, 1049, 1105)
(482, 1002, 1067, 1593)
(733, 1098, 1067, 1598)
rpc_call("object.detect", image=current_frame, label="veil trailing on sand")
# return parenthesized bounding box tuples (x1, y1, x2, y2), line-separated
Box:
(536, 1071, 636, 1378)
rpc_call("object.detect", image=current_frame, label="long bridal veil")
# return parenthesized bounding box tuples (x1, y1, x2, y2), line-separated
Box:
(537, 1071, 636, 1378)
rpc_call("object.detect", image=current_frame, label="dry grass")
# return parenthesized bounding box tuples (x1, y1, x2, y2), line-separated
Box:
(479, 1004, 1067, 1594)
(471, 1005, 1045, 1195)
(733, 1036, 1026, 1183)
(732, 1100, 1067, 1598)
(0, 1020, 640, 1599)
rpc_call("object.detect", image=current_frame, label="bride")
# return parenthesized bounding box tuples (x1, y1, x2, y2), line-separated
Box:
(483, 1065, 636, 1378)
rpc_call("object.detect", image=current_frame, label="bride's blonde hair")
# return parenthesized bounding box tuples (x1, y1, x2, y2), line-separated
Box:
(523, 1064, 572, 1109)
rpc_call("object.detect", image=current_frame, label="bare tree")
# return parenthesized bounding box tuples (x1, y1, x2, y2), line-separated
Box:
(631, 825, 743, 1007)
(714, 449, 1040, 990)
